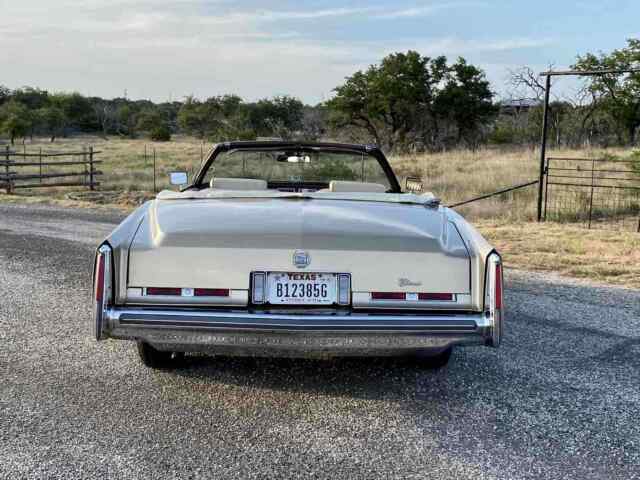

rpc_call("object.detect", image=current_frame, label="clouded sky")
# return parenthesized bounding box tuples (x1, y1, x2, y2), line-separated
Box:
(2, 0, 638, 103)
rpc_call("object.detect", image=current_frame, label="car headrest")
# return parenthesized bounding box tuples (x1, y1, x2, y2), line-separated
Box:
(329, 181, 387, 193)
(210, 177, 268, 190)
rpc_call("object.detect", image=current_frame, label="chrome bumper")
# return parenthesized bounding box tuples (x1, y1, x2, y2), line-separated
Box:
(102, 307, 499, 357)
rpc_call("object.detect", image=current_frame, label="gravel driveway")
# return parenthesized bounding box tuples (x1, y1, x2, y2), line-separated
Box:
(1, 203, 639, 479)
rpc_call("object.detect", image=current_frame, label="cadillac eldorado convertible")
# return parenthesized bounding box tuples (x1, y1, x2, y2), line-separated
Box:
(93, 141, 503, 369)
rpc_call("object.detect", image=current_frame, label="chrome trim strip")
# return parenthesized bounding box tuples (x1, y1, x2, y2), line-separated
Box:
(105, 307, 491, 333)
(484, 253, 503, 348)
(103, 307, 494, 355)
(94, 244, 112, 341)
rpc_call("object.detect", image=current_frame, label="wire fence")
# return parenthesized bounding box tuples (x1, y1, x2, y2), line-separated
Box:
(544, 156, 640, 232)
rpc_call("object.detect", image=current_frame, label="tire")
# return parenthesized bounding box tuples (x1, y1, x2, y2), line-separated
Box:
(136, 342, 184, 369)
(413, 347, 453, 369)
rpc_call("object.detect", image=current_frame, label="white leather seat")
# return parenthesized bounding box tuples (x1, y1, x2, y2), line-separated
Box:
(329, 181, 387, 193)
(210, 177, 268, 190)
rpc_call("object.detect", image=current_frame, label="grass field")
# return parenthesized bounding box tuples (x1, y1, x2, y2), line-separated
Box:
(2, 135, 638, 288)
(4, 135, 635, 218)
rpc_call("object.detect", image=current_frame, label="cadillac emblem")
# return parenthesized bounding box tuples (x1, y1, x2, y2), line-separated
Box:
(293, 250, 311, 269)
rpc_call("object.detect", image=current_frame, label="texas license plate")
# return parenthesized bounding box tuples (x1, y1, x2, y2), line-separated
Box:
(267, 272, 337, 305)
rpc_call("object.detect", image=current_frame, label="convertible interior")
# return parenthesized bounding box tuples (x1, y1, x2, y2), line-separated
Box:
(208, 177, 388, 193)
(193, 146, 397, 194)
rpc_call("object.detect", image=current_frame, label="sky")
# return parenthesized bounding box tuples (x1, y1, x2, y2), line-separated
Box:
(1, 0, 639, 104)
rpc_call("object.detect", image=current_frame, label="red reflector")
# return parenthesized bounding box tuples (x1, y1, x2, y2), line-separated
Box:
(95, 254, 105, 302)
(418, 292, 454, 301)
(495, 264, 502, 309)
(146, 287, 182, 296)
(194, 288, 230, 297)
(371, 292, 406, 300)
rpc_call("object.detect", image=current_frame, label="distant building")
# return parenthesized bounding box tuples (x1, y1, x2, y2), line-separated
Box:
(499, 98, 541, 116)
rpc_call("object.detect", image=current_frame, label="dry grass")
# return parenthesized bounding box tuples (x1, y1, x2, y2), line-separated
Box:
(390, 146, 636, 221)
(4, 136, 635, 221)
(477, 220, 640, 289)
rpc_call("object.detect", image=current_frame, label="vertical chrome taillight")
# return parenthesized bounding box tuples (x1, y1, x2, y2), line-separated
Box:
(94, 244, 113, 341)
(337, 274, 351, 306)
(484, 252, 504, 347)
(252, 272, 266, 304)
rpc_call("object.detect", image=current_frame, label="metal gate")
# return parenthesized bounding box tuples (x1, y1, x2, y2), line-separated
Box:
(543, 156, 640, 231)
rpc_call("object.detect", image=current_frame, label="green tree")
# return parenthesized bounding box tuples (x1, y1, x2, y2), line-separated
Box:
(49, 92, 95, 134)
(35, 106, 66, 142)
(433, 58, 497, 148)
(573, 38, 640, 145)
(0, 100, 32, 144)
(247, 96, 304, 139)
(177, 96, 211, 138)
(137, 107, 172, 141)
(0, 85, 11, 106)
(12, 87, 49, 110)
(115, 104, 138, 137)
(328, 51, 459, 151)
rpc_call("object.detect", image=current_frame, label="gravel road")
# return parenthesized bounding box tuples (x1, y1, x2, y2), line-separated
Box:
(1, 202, 639, 479)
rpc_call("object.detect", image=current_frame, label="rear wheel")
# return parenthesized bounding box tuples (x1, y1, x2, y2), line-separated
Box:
(413, 347, 453, 369)
(136, 342, 184, 369)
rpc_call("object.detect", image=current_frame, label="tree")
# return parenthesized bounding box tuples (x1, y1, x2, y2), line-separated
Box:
(573, 38, 640, 145)
(116, 104, 138, 137)
(0, 85, 10, 106)
(0, 100, 32, 144)
(177, 96, 211, 138)
(434, 58, 497, 148)
(328, 51, 446, 150)
(49, 92, 95, 134)
(247, 96, 304, 139)
(137, 107, 172, 141)
(327, 51, 494, 151)
(36, 106, 66, 142)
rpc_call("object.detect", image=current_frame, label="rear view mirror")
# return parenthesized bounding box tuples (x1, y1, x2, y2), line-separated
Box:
(405, 177, 423, 193)
(169, 171, 188, 186)
(277, 154, 311, 163)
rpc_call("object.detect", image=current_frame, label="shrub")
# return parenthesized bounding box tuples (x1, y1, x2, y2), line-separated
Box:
(630, 150, 640, 175)
(150, 124, 171, 141)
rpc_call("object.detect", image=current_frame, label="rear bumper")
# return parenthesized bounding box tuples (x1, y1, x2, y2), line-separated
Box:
(102, 307, 499, 357)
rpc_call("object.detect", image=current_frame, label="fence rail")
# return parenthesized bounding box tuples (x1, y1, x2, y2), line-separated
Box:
(0, 146, 101, 193)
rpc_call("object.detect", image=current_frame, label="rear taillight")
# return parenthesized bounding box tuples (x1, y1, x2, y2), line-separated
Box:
(95, 252, 105, 302)
(146, 287, 182, 296)
(418, 292, 454, 301)
(495, 263, 503, 310)
(484, 252, 504, 347)
(371, 292, 406, 300)
(371, 292, 455, 302)
(94, 244, 112, 341)
(144, 287, 230, 297)
(194, 288, 229, 297)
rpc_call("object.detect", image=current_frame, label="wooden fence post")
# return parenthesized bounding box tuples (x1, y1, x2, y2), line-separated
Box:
(39, 147, 43, 184)
(587, 157, 596, 229)
(89, 146, 95, 190)
(4, 146, 12, 194)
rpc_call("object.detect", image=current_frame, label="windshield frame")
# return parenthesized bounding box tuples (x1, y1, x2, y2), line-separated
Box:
(190, 141, 402, 193)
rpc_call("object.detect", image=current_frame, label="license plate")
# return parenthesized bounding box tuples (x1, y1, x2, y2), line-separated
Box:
(267, 272, 337, 305)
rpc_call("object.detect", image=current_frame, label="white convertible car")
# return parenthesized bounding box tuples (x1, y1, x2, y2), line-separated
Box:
(93, 141, 503, 369)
